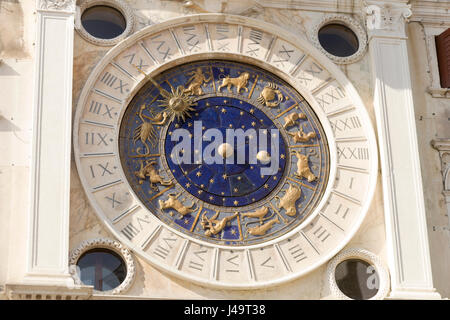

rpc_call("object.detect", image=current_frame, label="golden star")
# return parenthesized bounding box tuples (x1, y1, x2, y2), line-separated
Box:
(185, 183, 191, 188)
(188, 122, 192, 127)
(251, 122, 256, 127)
(198, 190, 203, 195)
(250, 108, 255, 114)
(231, 229, 236, 235)
(210, 178, 215, 183)
(184, 219, 189, 224)
(233, 188, 238, 192)
(233, 200, 239, 205)
(209, 196, 214, 201)
(264, 184, 269, 189)
(273, 176, 277, 180)
(222, 174, 228, 180)
(196, 171, 202, 177)
(280, 154, 285, 159)
(221, 108, 227, 113)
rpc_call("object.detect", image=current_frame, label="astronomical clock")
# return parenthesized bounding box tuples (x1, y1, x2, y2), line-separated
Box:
(74, 15, 378, 289)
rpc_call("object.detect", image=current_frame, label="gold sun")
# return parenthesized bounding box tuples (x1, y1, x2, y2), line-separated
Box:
(134, 65, 197, 122)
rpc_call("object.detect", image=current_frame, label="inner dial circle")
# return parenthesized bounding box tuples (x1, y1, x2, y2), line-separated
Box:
(164, 96, 288, 208)
(119, 60, 330, 246)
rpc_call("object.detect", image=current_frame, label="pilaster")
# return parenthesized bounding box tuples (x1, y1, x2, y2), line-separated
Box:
(25, 0, 76, 286)
(364, 0, 440, 299)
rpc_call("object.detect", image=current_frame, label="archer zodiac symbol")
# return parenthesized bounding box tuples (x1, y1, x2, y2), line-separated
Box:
(257, 82, 285, 108)
(292, 150, 317, 182)
(218, 72, 250, 94)
(201, 212, 238, 237)
(134, 160, 172, 191)
(287, 126, 317, 143)
(158, 193, 195, 217)
(275, 183, 302, 217)
(183, 67, 212, 96)
(283, 112, 307, 129)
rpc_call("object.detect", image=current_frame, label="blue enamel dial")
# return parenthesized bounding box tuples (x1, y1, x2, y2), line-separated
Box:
(119, 60, 330, 246)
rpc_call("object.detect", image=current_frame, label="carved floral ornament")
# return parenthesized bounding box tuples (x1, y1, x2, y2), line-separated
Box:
(326, 248, 390, 300)
(69, 238, 136, 295)
(39, 0, 76, 11)
(308, 14, 368, 65)
(364, 2, 412, 37)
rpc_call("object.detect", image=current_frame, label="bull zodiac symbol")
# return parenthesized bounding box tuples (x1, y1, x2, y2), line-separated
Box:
(183, 67, 212, 96)
(257, 82, 285, 108)
(133, 105, 168, 156)
(134, 160, 172, 191)
(292, 150, 317, 182)
(158, 193, 195, 217)
(275, 183, 302, 217)
(201, 212, 238, 237)
(218, 72, 250, 94)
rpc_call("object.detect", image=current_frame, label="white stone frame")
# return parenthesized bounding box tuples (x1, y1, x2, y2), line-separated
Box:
(72, 14, 379, 289)
(308, 14, 368, 65)
(75, 0, 135, 46)
(327, 248, 390, 300)
(69, 238, 136, 295)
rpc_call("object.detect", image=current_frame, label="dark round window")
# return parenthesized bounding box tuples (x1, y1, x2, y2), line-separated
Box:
(77, 248, 127, 291)
(318, 24, 359, 57)
(335, 259, 379, 300)
(81, 6, 126, 40)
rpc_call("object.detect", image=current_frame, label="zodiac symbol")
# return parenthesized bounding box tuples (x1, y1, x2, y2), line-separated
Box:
(247, 217, 279, 236)
(283, 112, 306, 129)
(275, 183, 302, 217)
(201, 212, 238, 237)
(218, 72, 250, 94)
(241, 207, 270, 224)
(159, 193, 195, 217)
(257, 82, 285, 108)
(184, 67, 212, 96)
(287, 126, 317, 143)
(134, 160, 172, 191)
(292, 150, 317, 182)
(133, 105, 158, 156)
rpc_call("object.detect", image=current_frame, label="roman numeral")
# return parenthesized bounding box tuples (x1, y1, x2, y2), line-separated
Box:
(337, 147, 369, 160)
(260, 256, 275, 269)
(331, 116, 362, 133)
(85, 132, 110, 146)
(100, 72, 129, 94)
(183, 26, 200, 52)
(89, 101, 115, 119)
(312, 225, 331, 243)
(297, 62, 324, 86)
(334, 203, 350, 219)
(151, 34, 172, 61)
(225, 254, 240, 273)
(273, 45, 294, 67)
(105, 192, 122, 208)
(120, 216, 151, 241)
(123, 53, 149, 69)
(246, 29, 263, 57)
(153, 234, 177, 260)
(216, 24, 230, 51)
(316, 86, 346, 109)
(288, 244, 307, 263)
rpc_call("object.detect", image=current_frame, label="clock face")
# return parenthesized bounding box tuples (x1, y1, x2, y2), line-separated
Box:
(119, 60, 330, 246)
(73, 15, 378, 289)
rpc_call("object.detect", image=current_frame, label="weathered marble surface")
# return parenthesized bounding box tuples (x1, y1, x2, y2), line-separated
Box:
(68, 0, 386, 299)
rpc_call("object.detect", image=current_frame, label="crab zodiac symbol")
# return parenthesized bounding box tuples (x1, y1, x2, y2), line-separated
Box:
(257, 82, 285, 108)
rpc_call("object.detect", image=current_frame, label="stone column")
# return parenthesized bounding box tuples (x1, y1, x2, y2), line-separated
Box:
(25, 0, 76, 286)
(364, 1, 440, 299)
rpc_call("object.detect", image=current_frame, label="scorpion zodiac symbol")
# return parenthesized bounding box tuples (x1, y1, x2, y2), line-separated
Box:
(133, 105, 168, 156)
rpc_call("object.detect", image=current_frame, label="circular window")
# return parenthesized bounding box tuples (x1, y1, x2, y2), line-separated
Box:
(76, 0, 134, 46)
(335, 259, 379, 300)
(318, 24, 359, 58)
(77, 248, 127, 291)
(81, 6, 126, 40)
(308, 15, 367, 64)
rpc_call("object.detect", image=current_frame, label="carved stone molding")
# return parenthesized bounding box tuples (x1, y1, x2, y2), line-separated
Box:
(69, 238, 136, 295)
(326, 248, 390, 300)
(364, 1, 412, 39)
(308, 14, 368, 65)
(75, 0, 134, 46)
(40, 0, 76, 12)
(5, 284, 92, 300)
(432, 139, 450, 225)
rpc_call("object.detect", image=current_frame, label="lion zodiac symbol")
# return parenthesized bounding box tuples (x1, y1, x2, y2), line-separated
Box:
(218, 72, 250, 94)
